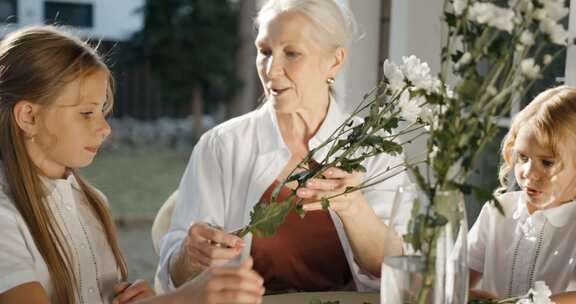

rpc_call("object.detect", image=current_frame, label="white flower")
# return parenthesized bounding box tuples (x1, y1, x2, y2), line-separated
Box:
(540, 19, 569, 46)
(520, 31, 534, 46)
(509, 0, 534, 14)
(401, 55, 441, 94)
(453, 0, 468, 16)
(398, 90, 423, 122)
(531, 281, 554, 304)
(543, 0, 569, 22)
(420, 104, 445, 127)
(455, 52, 472, 70)
(543, 54, 553, 65)
(383, 59, 405, 92)
(468, 3, 515, 33)
(533, 9, 547, 21)
(520, 58, 541, 80)
(445, 84, 455, 99)
(429, 145, 440, 160)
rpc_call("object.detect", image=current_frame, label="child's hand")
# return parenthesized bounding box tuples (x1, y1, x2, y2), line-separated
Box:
(112, 279, 155, 304)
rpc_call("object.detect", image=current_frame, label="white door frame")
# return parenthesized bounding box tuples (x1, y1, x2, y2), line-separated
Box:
(566, 0, 576, 85)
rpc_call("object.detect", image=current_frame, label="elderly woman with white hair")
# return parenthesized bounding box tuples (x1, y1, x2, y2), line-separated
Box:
(157, 0, 410, 294)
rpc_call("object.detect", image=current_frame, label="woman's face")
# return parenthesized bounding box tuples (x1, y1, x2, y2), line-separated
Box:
(255, 11, 343, 113)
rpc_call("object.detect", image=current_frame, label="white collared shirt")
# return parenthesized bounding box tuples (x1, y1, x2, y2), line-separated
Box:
(157, 99, 410, 292)
(468, 191, 576, 297)
(0, 173, 121, 303)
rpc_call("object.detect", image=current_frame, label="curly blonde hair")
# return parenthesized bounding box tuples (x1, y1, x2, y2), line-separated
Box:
(498, 86, 576, 194)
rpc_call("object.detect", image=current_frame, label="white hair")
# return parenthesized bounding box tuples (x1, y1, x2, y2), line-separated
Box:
(255, 0, 358, 50)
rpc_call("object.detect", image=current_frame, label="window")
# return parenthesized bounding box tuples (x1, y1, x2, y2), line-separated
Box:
(44, 1, 93, 28)
(0, 0, 17, 23)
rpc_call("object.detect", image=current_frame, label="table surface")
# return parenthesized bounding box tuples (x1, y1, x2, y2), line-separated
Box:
(263, 291, 379, 304)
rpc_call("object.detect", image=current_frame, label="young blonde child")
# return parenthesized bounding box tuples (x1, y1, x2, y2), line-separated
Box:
(468, 86, 576, 303)
(0, 26, 264, 304)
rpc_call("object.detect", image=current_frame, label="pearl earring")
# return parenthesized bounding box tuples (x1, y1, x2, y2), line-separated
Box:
(326, 77, 335, 85)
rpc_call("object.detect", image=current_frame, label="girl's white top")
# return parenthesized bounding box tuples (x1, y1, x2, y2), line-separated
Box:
(469, 191, 576, 297)
(157, 99, 410, 292)
(0, 171, 121, 303)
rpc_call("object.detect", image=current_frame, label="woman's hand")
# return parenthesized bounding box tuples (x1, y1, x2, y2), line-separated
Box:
(112, 279, 155, 304)
(174, 258, 264, 304)
(170, 223, 244, 286)
(298, 167, 367, 218)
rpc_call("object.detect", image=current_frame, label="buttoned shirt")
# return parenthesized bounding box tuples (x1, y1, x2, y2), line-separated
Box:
(157, 99, 411, 292)
(468, 191, 576, 297)
(0, 172, 121, 303)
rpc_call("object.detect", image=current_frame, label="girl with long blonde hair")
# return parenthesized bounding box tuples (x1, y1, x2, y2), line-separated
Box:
(0, 26, 263, 304)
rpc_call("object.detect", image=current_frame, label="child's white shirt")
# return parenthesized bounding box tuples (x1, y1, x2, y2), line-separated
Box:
(0, 173, 121, 303)
(468, 191, 576, 297)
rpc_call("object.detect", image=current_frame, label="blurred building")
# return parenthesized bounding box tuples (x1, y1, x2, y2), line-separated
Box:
(0, 0, 143, 41)
(0, 0, 573, 117)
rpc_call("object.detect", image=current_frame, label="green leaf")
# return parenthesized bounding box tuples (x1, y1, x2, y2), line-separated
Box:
(295, 203, 306, 219)
(321, 198, 330, 211)
(248, 199, 294, 237)
(338, 158, 366, 173)
(379, 140, 403, 155)
(444, 12, 457, 28)
(404, 199, 423, 252)
(381, 117, 400, 131)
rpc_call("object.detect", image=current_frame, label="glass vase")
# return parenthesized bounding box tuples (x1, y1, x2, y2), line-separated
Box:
(381, 187, 469, 304)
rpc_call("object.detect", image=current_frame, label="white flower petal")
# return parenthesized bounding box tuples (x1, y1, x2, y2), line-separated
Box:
(401, 55, 441, 94)
(540, 19, 569, 46)
(453, 0, 468, 16)
(468, 3, 515, 33)
(520, 58, 541, 80)
(398, 90, 422, 123)
(543, 54, 553, 65)
(520, 31, 535, 46)
(383, 60, 406, 92)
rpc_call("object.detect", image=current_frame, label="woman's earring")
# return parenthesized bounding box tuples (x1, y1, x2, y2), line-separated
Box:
(326, 77, 335, 86)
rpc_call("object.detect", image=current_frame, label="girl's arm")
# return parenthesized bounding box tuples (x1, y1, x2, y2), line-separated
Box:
(469, 269, 482, 288)
(468, 270, 498, 301)
(0, 282, 51, 304)
(134, 259, 264, 304)
(551, 292, 576, 304)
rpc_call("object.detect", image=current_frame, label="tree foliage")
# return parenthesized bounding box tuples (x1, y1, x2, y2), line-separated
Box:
(125, 0, 241, 107)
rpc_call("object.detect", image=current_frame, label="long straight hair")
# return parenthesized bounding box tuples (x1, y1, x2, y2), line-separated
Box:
(0, 26, 127, 303)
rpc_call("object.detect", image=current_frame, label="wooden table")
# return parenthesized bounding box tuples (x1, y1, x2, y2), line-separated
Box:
(263, 291, 379, 304)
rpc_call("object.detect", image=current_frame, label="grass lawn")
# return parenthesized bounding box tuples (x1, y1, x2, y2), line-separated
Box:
(81, 148, 191, 219)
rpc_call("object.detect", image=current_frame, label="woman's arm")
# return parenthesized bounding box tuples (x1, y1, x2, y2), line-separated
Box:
(337, 194, 403, 277)
(158, 131, 237, 288)
(0, 282, 51, 304)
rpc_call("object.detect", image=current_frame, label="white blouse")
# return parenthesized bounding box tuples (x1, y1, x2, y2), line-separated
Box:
(468, 191, 576, 297)
(0, 172, 121, 303)
(157, 100, 411, 292)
